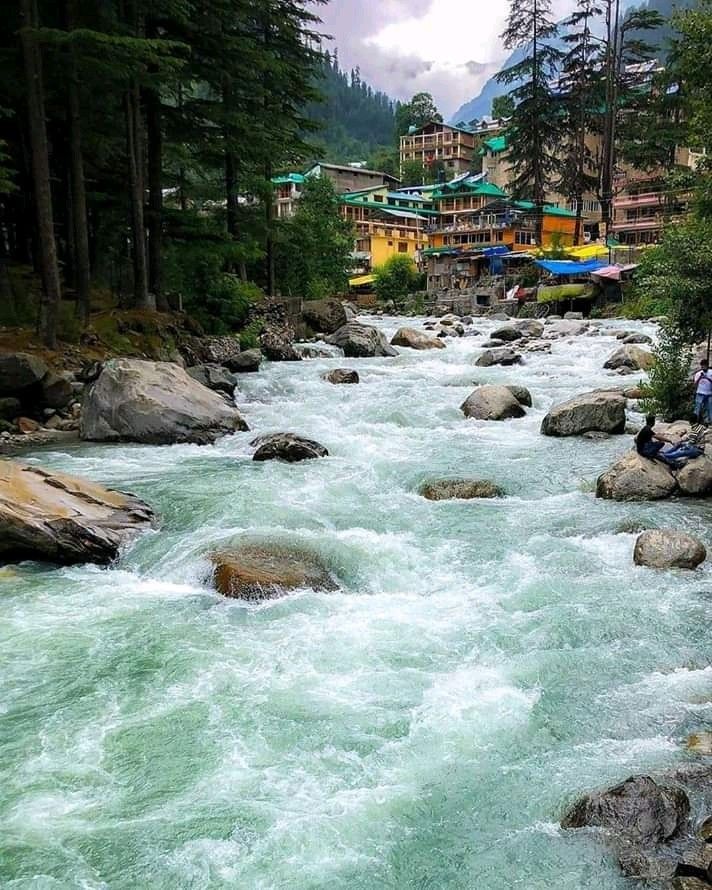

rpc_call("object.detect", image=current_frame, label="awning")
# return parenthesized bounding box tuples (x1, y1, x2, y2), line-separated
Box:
(566, 244, 610, 260)
(536, 259, 609, 276)
(349, 274, 375, 287)
(590, 263, 639, 281)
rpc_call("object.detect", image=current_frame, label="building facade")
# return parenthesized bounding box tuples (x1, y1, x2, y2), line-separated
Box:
(399, 122, 477, 178)
(305, 162, 400, 195)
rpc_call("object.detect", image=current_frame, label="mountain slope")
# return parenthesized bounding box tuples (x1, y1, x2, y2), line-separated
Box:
(449, 0, 691, 126)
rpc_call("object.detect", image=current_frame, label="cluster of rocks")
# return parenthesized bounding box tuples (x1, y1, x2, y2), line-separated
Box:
(562, 769, 712, 888)
(0, 352, 82, 442)
(422, 313, 476, 340)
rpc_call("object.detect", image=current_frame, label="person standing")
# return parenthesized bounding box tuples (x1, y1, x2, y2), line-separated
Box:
(693, 359, 712, 422)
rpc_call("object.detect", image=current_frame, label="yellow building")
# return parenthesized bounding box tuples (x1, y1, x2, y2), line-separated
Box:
(339, 186, 436, 272)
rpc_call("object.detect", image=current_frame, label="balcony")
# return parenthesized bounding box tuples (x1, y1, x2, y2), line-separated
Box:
(614, 192, 664, 209)
(611, 217, 664, 231)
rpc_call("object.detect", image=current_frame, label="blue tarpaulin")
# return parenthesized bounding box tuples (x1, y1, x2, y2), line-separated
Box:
(535, 259, 608, 275)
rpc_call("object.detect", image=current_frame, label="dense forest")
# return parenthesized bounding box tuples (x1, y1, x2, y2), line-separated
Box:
(306, 53, 398, 164)
(0, 0, 364, 347)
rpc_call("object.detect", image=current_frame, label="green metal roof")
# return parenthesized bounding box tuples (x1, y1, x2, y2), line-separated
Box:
(272, 173, 305, 185)
(513, 200, 577, 219)
(432, 179, 507, 201)
(480, 136, 507, 155)
(339, 195, 439, 217)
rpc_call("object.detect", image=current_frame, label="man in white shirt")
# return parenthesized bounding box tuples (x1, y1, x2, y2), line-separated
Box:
(693, 359, 712, 422)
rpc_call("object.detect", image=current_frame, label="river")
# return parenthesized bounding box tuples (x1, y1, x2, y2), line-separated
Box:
(2, 315, 711, 889)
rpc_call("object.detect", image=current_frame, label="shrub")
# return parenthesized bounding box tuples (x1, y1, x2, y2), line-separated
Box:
(639, 323, 694, 421)
(374, 255, 421, 304)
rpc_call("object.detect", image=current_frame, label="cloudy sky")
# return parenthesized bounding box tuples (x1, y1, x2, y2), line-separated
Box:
(317, 0, 578, 119)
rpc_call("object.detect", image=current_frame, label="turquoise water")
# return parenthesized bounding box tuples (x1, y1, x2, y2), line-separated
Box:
(2, 316, 711, 889)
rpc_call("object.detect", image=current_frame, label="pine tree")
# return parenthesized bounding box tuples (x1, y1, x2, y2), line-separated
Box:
(497, 0, 563, 246)
(558, 0, 604, 244)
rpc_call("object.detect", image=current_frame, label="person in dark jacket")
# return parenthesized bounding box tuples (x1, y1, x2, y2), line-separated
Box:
(635, 414, 684, 469)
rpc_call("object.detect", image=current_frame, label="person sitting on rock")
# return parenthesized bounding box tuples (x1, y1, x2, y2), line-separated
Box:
(693, 359, 712, 422)
(661, 413, 706, 463)
(635, 414, 684, 469)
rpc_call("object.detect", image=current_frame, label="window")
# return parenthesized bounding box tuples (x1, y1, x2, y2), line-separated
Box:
(398, 242, 408, 253)
(388, 240, 393, 246)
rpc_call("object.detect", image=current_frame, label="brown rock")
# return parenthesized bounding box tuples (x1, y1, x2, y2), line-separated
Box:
(323, 369, 359, 385)
(17, 417, 40, 434)
(210, 544, 337, 601)
(633, 529, 706, 569)
(419, 479, 504, 500)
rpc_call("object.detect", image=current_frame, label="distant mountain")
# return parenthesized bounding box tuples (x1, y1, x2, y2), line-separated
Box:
(448, 0, 693, 127)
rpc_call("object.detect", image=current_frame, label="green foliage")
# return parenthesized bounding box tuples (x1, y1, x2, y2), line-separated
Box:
(275, 176, 354, 300)
(374, 255, 422, 303)
(400, 160, 425, 187)
(618, 292, 672, 319)
(395, 92, 442, 140)
(306, 53, 396, 163)
(640, 323, 694, 421)
(632, 218, 712, 339)
(492, 95, 515, 120)
(239, 319, 263, 349)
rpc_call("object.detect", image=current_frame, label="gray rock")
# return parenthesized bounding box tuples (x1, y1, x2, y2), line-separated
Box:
(0, 397, 21, 420)
(545, 319, 588, 338)
(506, 385, 532, 407)
(676, 455, 712, 496)
(475, 348, 522, 367)
(194, 335, 241, 366)
(251, 433, 328, 462)
(326, 322, 398, 358)
(622, 332, 653, 345)
(514, 319, 545, 338)
(260, 326, 301, 362)
(461, 385, 527, 421)
(564, 311, 584, 320)
(296, 345, 334, 359)
(40, 372, 74, 409)
(187, 363, 238, 396)
(322, 369, 359, 385)
(302, 299, 348, 335)
(596, 452, 677, 501)
(81, 358, 248, 445)
(211, 544, 337, 601)
(225, 349, 262, 373)
(0, 460, 155, 565)
(541, 390, 626, 437)
(604, 345, 655, 372)
(491, 325, 523, 342)
(634, 529, 706, 569)
(481, 339, 506, 349)
(0, 352, 48, 396)
(391, 327, 446, 350)
(419, 479, 504, 500)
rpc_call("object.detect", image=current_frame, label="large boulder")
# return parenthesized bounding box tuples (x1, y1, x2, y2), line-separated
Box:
(81, 358, 248, 445)
(506, 385, 532, 408)
(0, 352, 48, 396)
(541, 390, 627, 437)
(676, 454, 712, 496)
(184, 335, 241, 367)
(323, 369, 359, 385)
(604, 344, 655, 372)
(562, 775, 689, 849)
(0, 397, 21, 420)
(226, 349, 262, 373)
(302, 299, 348, 335)
(40, 372, 74, 410)
(390, 327, 446, 350)
(545, 319, 588, 338)
(461, 385, 527, 421)
(634, 529, 706, 569)
(187, 363, 238, 396)
(260, 326, 301, 362)
(491, 325, 523, 342)
(596, 451, 677, 501)
(251, 433, 328, 462)
(475, 348, 522, 367)
(210, 544, 337, 601)
(0, 460, 155, 565)
(326, 322, 398, 358)
(515, 319, 544, 339)
(419, 479, 504, 500)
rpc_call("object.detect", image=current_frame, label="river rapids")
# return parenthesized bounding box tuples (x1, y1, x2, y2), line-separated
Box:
(2, 315, 711, 889)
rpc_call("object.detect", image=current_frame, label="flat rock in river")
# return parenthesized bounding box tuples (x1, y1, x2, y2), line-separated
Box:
(322, 369, 359, 385)
(251, 433, 328, 462)
(461, 385, 526, 421)
(81, 358, 248, 444)
(0, 459, 155, 565)
(390, 327, 446, 350)
(541, 390, 626, 437)
(604, 344, 655, 372)
(475, 348, 522, 367)
(419, 479, 504, 500)
(210, 544, 337, 600)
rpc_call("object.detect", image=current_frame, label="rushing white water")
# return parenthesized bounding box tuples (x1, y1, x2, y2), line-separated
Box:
(2, 315, 711, 889)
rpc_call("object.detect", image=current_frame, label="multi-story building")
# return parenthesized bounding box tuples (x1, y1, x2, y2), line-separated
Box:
(399, 121, 477, 178)
(424, 198, 577, 292)
(304, 162, 400, 195)
(273, 173, 305, 220)
(340, 186, 437, 272)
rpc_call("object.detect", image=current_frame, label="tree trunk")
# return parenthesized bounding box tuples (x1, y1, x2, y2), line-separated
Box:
(265, 162, 275, 296)
(65, 0, 91, 326)
(19, 0, 61, 348)
(125, 83, 152, 309)
(600, 0, 621, 239)
(145, 84, 166, 309)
